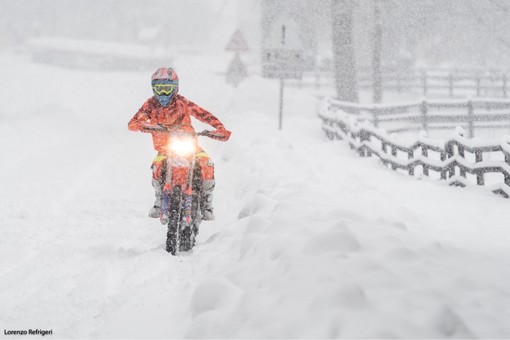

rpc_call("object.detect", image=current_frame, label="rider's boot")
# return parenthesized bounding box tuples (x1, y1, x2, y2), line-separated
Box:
(201, 179, 215, 221)
(148, 178, 162, 218)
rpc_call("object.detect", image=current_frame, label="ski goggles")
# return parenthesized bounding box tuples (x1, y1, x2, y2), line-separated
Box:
(152, 83, 177, 96)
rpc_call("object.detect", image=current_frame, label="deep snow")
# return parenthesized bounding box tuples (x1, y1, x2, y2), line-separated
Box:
(2, 51, 510, 339)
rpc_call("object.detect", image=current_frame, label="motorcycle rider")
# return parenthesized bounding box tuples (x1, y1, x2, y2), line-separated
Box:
(128, 67, 231, 221)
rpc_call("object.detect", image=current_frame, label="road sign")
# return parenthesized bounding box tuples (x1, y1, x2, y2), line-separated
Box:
(226, 54, 248, 87)
(262, 48, 303, 79)
(261, 23, 305, 130)
(225, 30, 249, 52)
(262, 22, 304, 80)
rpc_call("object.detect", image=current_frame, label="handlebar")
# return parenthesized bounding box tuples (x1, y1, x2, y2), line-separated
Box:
(141, 124, 217, 138)
(141, 125, 167, 132)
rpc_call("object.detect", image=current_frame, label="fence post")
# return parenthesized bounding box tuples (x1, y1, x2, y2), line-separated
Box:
(420, 100, 428, 132)
(408, 149, 414, 175)
(458, 145, 466, 178)
(449, 73, 454, 98)
(467, 100, 474, 138)
(422, 71, 428, 97)
(421, 145, 429, 176)
(503, 74, 507, 98)
(397, 72, 402, 93)
(505, 151, 510, 188)
(475, 150, 484, 185)
(476, 74, 481, 97)
(372, 110, 379, 127)
(440, 151, 447, 179)
(391, 146, 397, 170)
(359, 130, 368, 157)
(447, 143, 455, 178)
(505, 173, 510, 187)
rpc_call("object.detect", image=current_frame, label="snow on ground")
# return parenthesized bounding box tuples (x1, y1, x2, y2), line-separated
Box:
(2, 51, 510, 339)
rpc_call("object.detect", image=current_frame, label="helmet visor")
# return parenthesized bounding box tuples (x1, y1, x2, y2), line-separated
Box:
(152, 83, 177, 96)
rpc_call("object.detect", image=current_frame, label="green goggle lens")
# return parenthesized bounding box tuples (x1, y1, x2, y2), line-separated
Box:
(152, 83, 176, 95)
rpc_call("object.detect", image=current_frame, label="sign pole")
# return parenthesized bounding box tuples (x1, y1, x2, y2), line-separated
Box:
(279, 78, 284, 130)
(261, 22, 303, 130)
(279, 25, 286, 130)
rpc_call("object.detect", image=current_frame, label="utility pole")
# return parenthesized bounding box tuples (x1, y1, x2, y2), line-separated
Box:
(372, 0, 383, 103)
(331, 0, 359, 102)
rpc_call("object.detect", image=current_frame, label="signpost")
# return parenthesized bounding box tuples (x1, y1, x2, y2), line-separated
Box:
(225, 29, 249, 87)
(225, 29, 249, 52)
(262, 24, 303, 130)
(226, 54, 248, 87)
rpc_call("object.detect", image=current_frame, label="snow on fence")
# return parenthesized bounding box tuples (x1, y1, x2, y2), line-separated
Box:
(319, 97, 510, 198)
(332, 98, 510, 138)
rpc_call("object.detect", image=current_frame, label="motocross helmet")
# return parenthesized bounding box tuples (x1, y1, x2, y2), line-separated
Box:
(151, 67, 179, 107)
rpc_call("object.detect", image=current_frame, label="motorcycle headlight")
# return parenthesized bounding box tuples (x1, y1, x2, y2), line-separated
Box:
(169, 137, 196, 156)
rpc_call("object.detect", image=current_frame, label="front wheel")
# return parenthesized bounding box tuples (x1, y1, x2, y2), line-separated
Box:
(166, 186, 182, 255)
(176, 188, 201, 253)
(165, 185, 201, 255)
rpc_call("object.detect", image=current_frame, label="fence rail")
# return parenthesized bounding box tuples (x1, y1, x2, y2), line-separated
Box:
(292, 64, 510, 98)
(319, 98, 510, 198)
(358, 69, 509, 98)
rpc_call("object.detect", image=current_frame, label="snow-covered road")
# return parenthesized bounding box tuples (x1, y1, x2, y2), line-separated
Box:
(2, 52, 510, 338)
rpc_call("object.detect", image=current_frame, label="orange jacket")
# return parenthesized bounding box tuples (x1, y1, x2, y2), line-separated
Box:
(128, 95, 231, 153)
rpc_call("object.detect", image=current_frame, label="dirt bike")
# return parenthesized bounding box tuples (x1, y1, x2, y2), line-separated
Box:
(143, 124, 215, 255)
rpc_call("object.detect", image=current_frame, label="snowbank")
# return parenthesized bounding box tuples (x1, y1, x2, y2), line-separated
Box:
(2, 51, 510, 339)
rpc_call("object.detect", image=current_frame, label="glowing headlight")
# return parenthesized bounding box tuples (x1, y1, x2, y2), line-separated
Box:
(169, 138, 196, 156)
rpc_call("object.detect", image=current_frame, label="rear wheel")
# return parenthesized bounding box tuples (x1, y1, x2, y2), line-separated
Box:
(191, 166, 203, 242)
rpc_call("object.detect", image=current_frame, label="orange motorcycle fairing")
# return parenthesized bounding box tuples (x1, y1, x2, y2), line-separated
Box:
(170, 166, 190, 187)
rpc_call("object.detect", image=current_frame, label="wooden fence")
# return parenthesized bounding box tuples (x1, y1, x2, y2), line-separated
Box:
(358, 68, 510, 98)
(292, 64, 510, 98)
(319, 98, 510, 198)
(331, 99, 510, 138)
